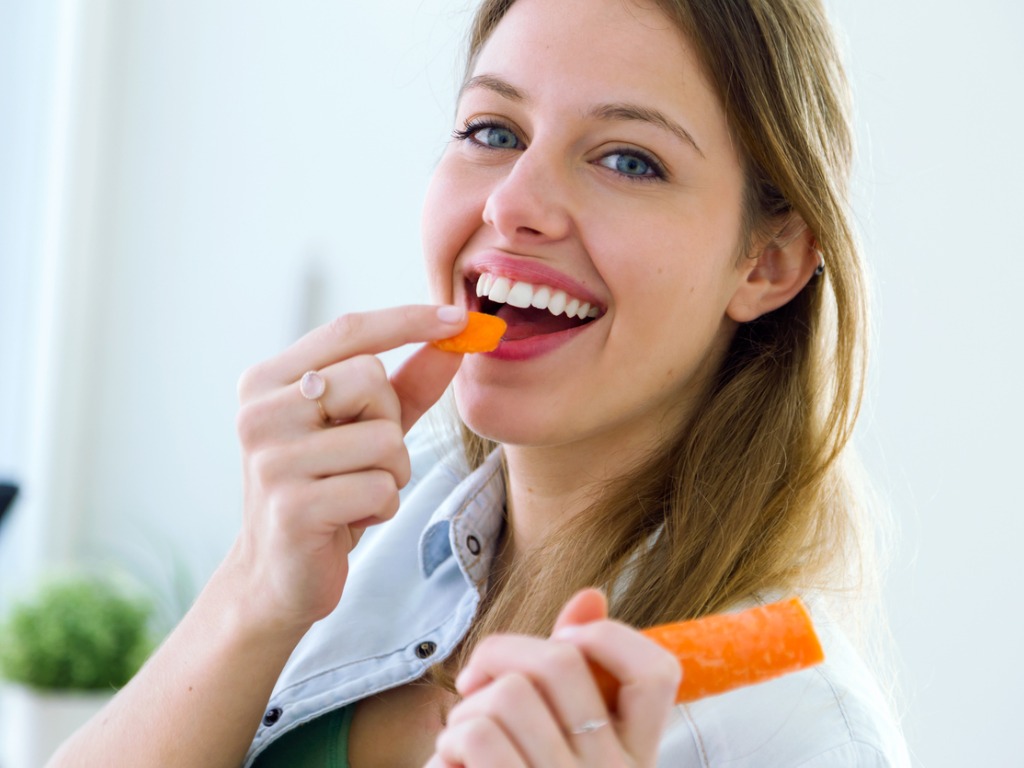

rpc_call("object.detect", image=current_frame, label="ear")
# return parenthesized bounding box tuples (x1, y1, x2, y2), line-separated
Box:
(726, 216, 822, 323)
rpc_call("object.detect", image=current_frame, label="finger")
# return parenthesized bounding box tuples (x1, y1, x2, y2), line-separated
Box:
(268, 470, 401, 536)
(551, 588, 608, 635)
(316, 354, 402, 426)
(390, 342, 465, 434)
(250, 420, 410, 488)
(240, 355, 402, 442)
(454, 635, 617, 760)
(551, 621, 680, 764)
(446, 672, 575, 766)
(435, 716, 526, 768)
(241, 305, 468, 395)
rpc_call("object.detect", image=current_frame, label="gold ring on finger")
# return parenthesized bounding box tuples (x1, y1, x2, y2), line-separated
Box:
(299, 370, 331, 424)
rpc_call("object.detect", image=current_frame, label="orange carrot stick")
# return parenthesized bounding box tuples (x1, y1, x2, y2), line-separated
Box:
(591, 597, 824, 707)
(432, 311, 507, 353)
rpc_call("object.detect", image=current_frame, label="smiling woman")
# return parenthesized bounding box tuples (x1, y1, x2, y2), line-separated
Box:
(49, 1, 908, 767)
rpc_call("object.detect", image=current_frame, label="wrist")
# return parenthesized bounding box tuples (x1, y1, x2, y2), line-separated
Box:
(202, 546, 316, 653)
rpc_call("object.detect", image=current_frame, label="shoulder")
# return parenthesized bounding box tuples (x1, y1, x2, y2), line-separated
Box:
(657, 603, 910, 768)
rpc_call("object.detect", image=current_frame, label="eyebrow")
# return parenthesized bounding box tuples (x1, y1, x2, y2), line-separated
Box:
(461, 74, 526, 103)
(588, 103, 704, 158)
(460, 74, 705, 158)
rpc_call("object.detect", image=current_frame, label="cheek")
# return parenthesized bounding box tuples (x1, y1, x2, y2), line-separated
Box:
(421, 157, 486, 303)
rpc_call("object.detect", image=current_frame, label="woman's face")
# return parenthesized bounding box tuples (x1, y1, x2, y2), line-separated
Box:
(422, 0, 753, 455)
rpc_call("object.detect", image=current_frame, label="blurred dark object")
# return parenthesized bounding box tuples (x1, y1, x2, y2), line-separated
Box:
(0, 482, 18, 526)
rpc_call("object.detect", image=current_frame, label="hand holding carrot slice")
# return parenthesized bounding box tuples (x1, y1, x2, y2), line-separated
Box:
(591, 597, 824, 707)
(432, 311, 507, 353)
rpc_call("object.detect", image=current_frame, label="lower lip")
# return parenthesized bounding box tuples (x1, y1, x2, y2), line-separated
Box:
(482, 321, 595, 361)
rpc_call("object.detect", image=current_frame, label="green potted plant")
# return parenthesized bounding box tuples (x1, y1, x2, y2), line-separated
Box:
(0, 573, 155, 766)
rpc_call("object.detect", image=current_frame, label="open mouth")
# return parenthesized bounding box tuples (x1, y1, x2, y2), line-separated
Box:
(471, 272, 601, 342)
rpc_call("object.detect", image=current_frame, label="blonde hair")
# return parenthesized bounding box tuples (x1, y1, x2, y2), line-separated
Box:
(436, 0, 875, 681)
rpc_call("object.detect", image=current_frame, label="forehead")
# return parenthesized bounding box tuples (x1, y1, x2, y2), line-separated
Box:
(479, 0, 688, 77)
(468, 0, 729, 152)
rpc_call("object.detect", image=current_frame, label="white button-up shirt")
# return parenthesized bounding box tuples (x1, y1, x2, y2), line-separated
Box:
(244, 430, 910, 767)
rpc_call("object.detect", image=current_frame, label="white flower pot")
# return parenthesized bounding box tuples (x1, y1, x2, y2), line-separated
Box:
(0, 684, 112, 768)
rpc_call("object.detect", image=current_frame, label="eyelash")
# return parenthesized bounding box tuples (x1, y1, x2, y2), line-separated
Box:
(452, 118, 668, 183)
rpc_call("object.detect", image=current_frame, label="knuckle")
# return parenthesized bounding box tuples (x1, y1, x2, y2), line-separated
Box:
(378, 490, 401, 521)
(380, 419, 406, 453)
(366, 421, 409, 474)
(248, 445, 292, 486)
(348, 354, 388, 390)
(247, 449, 274, 484)
(328, 312, 364, 341)
(393, 446, 412, 489)
(461, 717, 499, 753)
(541, 640, 585, 678)
(235, 397, 279, 448)
(488, 672, 532, 711)
(235, 401, 264, 447)
(400, 304, 433, 331)
(236, 362, 270, 402)
(363, 470, 399, 513)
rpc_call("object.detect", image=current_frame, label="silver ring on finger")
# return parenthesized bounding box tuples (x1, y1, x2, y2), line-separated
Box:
(568, 718, 610, 736)
(298, 370, 331, 424)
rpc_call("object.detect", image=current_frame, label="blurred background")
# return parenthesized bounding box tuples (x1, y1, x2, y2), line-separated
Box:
(1, 1, 1021, 765)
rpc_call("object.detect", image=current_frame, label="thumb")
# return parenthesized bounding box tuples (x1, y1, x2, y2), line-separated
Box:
(390, 343, 464, 434)
(551, 588, 608, 636)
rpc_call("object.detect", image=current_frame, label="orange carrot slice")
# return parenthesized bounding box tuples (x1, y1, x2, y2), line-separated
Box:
(591, 597, 824, 706)
(432, 311, 507, 354)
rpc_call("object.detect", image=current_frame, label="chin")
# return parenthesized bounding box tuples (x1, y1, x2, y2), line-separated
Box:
(452, 381, 559, 448)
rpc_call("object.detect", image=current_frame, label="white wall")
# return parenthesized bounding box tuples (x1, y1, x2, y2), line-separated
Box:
(0, 0, 57, 596)
(831, 2, 1024, 765)
(1, 1, 1021, 764)
(68, 0, 468, 602)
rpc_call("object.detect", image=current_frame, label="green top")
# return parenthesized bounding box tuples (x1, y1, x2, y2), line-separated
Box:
(252, 705, 353, 768)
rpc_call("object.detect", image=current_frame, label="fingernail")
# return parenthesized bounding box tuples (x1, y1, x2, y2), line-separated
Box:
(436, 305, 466, 324)
(552, 626, 582, 641)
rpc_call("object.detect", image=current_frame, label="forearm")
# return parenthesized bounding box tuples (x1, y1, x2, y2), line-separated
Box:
(46, 306, 461, 767)
(47, 557, 310, 768)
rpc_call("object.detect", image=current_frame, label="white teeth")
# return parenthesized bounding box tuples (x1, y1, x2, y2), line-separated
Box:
(547, 290, 567, 316)
(531, 286, 551, 310)
(488, 276, 512, 303)
(476, 273, 494, 297)
(505, 281, 534, 308)
(474, 273, 599, 322)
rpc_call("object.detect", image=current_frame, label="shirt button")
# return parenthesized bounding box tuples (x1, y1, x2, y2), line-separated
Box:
(262, 707, 283, 727)
(466, 535, 481, 555)
(415, 641, 438, 659)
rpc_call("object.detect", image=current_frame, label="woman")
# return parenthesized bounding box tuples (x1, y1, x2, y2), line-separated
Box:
(52, 0, 909, 765)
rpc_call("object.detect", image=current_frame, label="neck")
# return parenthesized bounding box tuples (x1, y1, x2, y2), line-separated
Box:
(500, 425, 663, 560)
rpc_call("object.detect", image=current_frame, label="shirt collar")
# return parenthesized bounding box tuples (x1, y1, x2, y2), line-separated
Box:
(418, 446, 506, 583)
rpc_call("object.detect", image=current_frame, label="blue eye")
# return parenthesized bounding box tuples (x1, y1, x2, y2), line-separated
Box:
(452, 120, 522, 150)
(473, 125, 519, 149)
(599, 152, 659, 178)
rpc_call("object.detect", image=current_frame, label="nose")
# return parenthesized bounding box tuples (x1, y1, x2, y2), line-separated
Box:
(482, 146, 574, 243)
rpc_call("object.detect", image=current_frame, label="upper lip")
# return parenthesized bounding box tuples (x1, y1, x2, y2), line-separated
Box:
(461, 252, 606, 313)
